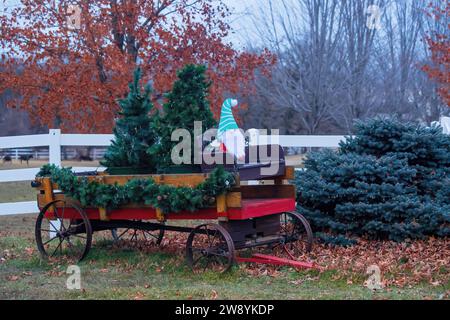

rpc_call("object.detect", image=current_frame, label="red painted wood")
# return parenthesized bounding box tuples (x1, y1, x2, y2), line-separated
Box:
(43, 198, 295, 221)
(236, 254, 316, 270)
(252, 253, 316, 269)
(228, 198, 295, 220)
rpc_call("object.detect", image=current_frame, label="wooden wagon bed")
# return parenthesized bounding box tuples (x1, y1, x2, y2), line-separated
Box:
(34, 166, 296, 222)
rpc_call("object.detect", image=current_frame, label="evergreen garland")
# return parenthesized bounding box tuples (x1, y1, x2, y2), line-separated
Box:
(37, 164, 235, 214)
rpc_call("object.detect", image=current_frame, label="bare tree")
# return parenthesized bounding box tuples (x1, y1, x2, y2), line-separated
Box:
(240, 0, 448, 133)
(249, 0, 348, 134)
(373, 0, 449, 123)
(337, 0, 386, 132)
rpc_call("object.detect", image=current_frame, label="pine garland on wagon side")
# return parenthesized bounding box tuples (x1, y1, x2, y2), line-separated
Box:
(37, 164, 235, 214)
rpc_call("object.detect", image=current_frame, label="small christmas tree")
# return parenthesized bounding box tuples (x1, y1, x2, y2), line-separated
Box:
(152, 64, 217, 171)
(101, 68, 158, 172)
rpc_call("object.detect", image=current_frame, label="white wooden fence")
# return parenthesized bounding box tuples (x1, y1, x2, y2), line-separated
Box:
(1, 118, 449, 216)
(4, 123, 447, 216)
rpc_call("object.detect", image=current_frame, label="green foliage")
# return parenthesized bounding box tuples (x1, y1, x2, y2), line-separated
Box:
(296, 118, 450, 243)
(101, 68, 158, 171)
(37, 164, 235, 214)
(150, 64, 217, 170)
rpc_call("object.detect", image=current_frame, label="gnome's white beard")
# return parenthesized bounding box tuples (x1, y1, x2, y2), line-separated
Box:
(223, 129, 246, 161)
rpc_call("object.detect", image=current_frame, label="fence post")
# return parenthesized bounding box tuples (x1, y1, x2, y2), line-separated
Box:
(49, 129, 61, 167)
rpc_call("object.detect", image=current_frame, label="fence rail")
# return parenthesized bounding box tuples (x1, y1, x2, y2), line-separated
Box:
(1, 118, 448, 217)
(0, 129, 344, 216)
(1, 148, 106, 160)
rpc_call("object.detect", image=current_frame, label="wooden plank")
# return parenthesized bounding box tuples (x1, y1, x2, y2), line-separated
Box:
(42, 178, 55, 212)
(239, 185, 296, 199)
(98, 207, 109, 221)
(38, 193, 81, 208)
(156, 208, 165, 222)
(226, 192, 241, 208)
(216, 194, 227, 213)
(257, 166, 295, 181)
(282, 166, 295, 180)
(35, 172, 229, 188)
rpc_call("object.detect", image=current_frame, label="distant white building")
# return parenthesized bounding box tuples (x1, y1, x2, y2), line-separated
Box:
(431, 117, 450, 135)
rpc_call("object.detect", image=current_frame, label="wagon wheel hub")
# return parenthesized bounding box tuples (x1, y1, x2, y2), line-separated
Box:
(58, 231, 71, 239)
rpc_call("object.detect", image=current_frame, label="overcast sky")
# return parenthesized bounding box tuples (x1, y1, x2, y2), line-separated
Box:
(226, 0, 262, 47)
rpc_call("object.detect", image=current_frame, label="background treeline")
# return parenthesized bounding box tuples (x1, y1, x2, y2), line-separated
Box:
(240, 0, 449, 134)
(1, 0, 448, 136)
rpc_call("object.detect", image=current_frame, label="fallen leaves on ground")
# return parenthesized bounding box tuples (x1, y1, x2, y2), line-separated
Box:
(132, 291, 146, 300)
(105, 232, 449, 287)
(7, 275, 20, 281)
(292, 237, 449, 287)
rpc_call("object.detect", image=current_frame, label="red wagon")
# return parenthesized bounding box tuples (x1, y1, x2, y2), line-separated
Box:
(32, 151, 313, 273)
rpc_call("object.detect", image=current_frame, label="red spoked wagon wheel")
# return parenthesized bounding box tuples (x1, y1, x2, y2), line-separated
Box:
(35, 200, 92, 263)
(279, 211, 313, 258)
(111, 221, 165, 246)
(186, 224, 235, 273)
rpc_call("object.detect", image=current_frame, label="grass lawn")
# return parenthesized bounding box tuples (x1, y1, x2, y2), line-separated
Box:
(0, 181, 36, 203)
(0, 160, 101, 203)
(0, 214, 448, 300)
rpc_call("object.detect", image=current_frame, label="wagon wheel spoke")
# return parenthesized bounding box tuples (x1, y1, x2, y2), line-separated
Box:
(112, 221, 165, 247)
(210, 230, 219, 246)
(51, 239, 64, 257)
(144, 230, 162, 241)
(59, 206, 67, 232)
(117, 228, 130, 239)
(70, 221, 86, 229)
(192, 255, 204, 266)
(203, 259, 211, 272)
(208, 251, 230, 258)
(47, 219, 60, 234)
(71, 234, 87, 240)
(42, 236, 59, 246)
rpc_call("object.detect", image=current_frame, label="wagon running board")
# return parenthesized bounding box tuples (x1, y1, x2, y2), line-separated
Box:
(236, 253, 316, 270)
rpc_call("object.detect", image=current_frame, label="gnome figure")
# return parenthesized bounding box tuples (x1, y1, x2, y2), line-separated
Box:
(210, 98, 246, 161)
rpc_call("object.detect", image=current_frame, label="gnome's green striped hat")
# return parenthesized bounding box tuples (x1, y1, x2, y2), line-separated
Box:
(217, 98, 239, 139)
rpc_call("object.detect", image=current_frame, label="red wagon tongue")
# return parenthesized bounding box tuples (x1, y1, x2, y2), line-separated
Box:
(236, 253, 317, 270)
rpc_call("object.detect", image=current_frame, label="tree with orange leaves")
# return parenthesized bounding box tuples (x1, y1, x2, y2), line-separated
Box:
(0, 1, 275, 132)
(422, 1, 450, 106)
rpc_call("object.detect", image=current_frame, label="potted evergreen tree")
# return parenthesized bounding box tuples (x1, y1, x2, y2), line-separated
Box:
(150, 64, 217, 173)
(101, 68, 158, 174)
